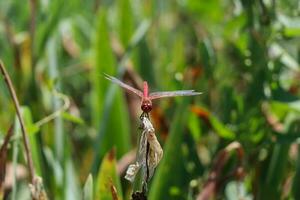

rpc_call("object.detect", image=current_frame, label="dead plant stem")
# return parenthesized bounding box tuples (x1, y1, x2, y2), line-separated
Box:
(0, 60, 35, 183)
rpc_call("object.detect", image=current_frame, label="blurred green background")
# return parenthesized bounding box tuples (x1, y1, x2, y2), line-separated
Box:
(0, 0, 300, 199)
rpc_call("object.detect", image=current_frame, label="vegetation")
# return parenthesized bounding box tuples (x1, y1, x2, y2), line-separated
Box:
(0, 0, 300, 199)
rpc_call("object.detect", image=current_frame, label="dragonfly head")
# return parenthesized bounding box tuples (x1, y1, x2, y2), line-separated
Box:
(141, 99, 152, 113)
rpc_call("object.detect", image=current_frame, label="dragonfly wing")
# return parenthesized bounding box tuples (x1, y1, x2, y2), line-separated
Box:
(104, 73, 143, 97)
(149, 90, 202, 100)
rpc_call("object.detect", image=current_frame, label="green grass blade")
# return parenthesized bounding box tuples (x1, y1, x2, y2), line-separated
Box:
(11, 120, 21, 200)
(149, 99, 191, 200)
(90, 8, 116, 128)
(47, 36, 64, 162)
(96, 149, 123, 200)
(83, 174, 93, 200)
(35, 0, 64, 58)
(209, 115, 235, 139)
(117, 0, 134, 48)
(293, 145, 300, 199)
(20, 107, 41, 175)
(91, 8, 131, 173)
(65, 159, 81, 200)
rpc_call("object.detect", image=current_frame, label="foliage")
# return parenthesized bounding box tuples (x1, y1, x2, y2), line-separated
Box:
(0, 0, 300, 199)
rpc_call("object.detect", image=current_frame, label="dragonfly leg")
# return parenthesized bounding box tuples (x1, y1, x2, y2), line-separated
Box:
(140, 112, 149, 120)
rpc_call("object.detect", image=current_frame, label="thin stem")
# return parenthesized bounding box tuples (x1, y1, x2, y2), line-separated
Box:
(0, 61, 35, 183)
(145, 142, 150, 182)
(0, 124, 14, 190)
(12, 132, 19, 200)
(34, 91, 70, 127)
(142, 141, 150, 194)
(0, 125, 14, 153)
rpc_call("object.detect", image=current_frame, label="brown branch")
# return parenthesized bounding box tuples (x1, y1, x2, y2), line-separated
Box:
(0, 60, 35, 183)
(261, 102, 284, 133)
(197, 142, 245, 200)
(109, 180, 119, 200)
(0, 125, 14, 191)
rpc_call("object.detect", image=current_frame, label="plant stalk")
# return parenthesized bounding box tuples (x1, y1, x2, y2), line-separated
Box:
(0, 60, 35, 183)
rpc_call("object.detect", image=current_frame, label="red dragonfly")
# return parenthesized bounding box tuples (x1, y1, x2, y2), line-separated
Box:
(104, 73, 201, 115)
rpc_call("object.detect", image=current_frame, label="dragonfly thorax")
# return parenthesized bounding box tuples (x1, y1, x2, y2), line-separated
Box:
(141, 99, 152, 113)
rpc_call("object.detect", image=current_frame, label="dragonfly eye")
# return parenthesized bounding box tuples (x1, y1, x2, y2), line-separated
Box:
(141, 102, 152, 113)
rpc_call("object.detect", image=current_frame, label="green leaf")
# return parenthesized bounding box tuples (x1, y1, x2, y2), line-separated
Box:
(117, 0, 134, 48)
(149, 100, 191, 200)
(188, 112, 202, 142)
(65, 159, 81, 200)
(225, 181, 252, 200)
(129, 20, 151, 48)
(258, 119, 299, 199)
(90, 7, 131, 168)
(278, 14, 300, 37)
(96, 149, 123, 200)
(185, 0, 223, 23)
(293, 145, 300, 199)
(269, 43, 299, 71)
(62, 111, 85, 125)
(287, 101, 300, 113)
(209, 115, 235, 139)
(20, 107, 42, 175)
(91, 8, 117, 128)
(83, 174, 93, 200)
(35, 0, 64, 57)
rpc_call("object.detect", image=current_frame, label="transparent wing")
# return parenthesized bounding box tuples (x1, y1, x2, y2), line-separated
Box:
(149, 90, 202, 100)
(104, 73, 143, 97)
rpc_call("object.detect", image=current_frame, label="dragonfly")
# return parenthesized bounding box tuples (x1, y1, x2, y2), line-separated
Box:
(104, 73, 202, 116)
